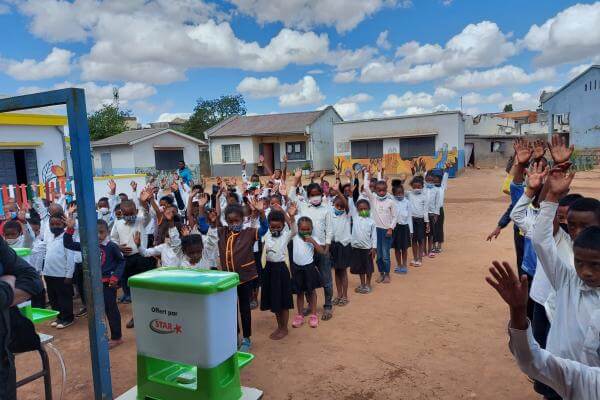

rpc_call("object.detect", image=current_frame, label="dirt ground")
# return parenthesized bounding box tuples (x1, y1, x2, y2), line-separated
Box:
(15, 167, 600, 400)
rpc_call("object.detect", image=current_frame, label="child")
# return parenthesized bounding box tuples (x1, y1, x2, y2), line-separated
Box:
(136, 206, 181, 267)
(350, 199, 377, 294)
(64, 218, 125, 348)
(392, 184, 412, 274)
(97, 196, 113, 228)
(260, 206, 297, 339)
(407, 176, 429, 267)
(43, 215, 75, 329)
(433, 172, 448, 253)
(330, 194, 351, 306)
(213, 201, 268, 352)
(364, 168, 396, 283)
(27, 218, 46, 308)
(424, 172, 440, 258)
(291, 216, 324, 328)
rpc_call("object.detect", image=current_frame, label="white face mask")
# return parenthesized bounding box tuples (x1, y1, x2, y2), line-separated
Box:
(98, 207, 110, 215)
(309, 196, 322, 206)
(6, 236, 22, 246)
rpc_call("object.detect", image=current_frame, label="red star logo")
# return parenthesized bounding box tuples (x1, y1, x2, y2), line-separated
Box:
(174, 324, 182, 334)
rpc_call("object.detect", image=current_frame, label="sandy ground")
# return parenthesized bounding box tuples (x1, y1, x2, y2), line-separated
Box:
(15, 167, 600, 400)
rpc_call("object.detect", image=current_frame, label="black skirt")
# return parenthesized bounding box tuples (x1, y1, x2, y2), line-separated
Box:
(330, 241, 351, 269)
(434, 207, 445, 243)
(291, 262, 322, 294)
(392, 224, 411, 251)
(349, 247, 374, 275)
(260, 261, 294, 313)
(412, 217, 426, 242)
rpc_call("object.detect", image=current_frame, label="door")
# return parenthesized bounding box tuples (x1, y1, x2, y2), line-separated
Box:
(100, 152, 113, 176)
(24, 149, 39, 183)
(262, 143, 274, 174)
(154, 149, 184, 171)
(0, 150, 17, 186)
(465, 143, 474, 167)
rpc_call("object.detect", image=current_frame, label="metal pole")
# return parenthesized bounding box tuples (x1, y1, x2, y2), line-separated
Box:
(65, 89, 113, 400)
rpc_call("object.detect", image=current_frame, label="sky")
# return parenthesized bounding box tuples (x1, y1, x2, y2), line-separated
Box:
(1, 0, 599, 124)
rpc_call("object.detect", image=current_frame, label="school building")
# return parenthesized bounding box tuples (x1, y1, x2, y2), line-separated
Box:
(333, 111, 465, 177)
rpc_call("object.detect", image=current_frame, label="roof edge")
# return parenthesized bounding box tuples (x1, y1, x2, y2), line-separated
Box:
(334, 110, 462, 125)
(542, 65, 600, 103)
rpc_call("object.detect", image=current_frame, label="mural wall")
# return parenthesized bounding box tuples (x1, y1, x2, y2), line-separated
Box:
(334, 145, 461, 177)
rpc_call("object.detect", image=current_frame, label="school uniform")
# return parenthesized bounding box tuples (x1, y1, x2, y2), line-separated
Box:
(435, 172, 449, 243)
(43, 231, 75, 323)
(260, 227, 294, 313)
(407, 190, 429, 242)
(425, 184, 441, 241)
(330, 208, 351, 269)
(139, 227, 182, 267)
(392, 197, 413, 251)
(290, 236, 322, 294)
(533, 201, 600, 368)
(349, 211, 377, 275)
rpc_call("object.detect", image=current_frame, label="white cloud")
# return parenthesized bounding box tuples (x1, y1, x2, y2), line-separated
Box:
(157, 112, 191, 122)
(360, 21, 517, 83)
(339, 93, 373, 103)
(334, 102, 361, 119)
(330, 46, 379, 72)
(445, 65, 555, 90)
(521, 2, 600, 66)
(442, 0, 453, 5)
(307, 69, 324, 74)
(462, 92, 504, 106)
(229, 0, 404, 33)
(376, 30, 391, 50)
(0, 2, 10, 14)
(433, 86, 457, 100)
(459, 90, 540, 112)
(382, 91, 434, 109)
(236, 75, 325, 107)
(2, 47, 73, 80)
(333, 70, 357, 83)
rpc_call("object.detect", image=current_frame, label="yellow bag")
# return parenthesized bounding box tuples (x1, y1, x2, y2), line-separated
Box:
(502, 174, 513, 195)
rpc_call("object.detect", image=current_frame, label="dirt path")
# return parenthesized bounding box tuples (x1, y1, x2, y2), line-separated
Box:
(16, 168, 600, 399)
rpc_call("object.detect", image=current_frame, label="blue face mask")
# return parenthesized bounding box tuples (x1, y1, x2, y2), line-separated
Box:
(425, 183, 434, 189)
(394, 195, 404, 201)
(123, 215, 137, 224)
(230, 224, 243, 233)
(334, 208, 345, 216)
(9, 212, 17, 220)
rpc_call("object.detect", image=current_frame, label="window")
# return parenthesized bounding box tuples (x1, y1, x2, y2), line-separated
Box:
(399, 136, 435, 159)
(285, 141, 306, 160)
(585, 84, 588, 91)
(221, 144, 241, 163)
(155, 149, 184, 170)
(351, 140, 383, 159)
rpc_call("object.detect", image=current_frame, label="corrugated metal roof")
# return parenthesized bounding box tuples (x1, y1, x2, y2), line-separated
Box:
(206, 109, 326, 137)
(91, 128, 205, 147)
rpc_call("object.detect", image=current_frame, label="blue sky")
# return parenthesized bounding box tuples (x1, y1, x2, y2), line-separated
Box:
(0, 0, 599, 124)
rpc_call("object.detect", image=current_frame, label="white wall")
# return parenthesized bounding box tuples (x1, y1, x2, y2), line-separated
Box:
(0, 125, 67, 179)
(466, 115, 516, 136)
(254, 134, 308, 162)
(93, 145, 135, 174)
(310, 107, 342, 170)
(210, 136, 256, 164)
(132, 132, 201, 168)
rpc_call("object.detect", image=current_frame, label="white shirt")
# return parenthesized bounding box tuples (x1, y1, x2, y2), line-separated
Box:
(406, 190, 429, 222)
(425, 186, 441, 215)
(263, 226, 295, 263)
(292, 235, 314, 266)
(140, 227, 181, 267)
(289, 188, 332, 246)
(43, 232, 75, 278)
(509, 322, 600, 400)
(393, 197, 413, 234)
(350, 207, 377, 250)
(533, 201, 600, 367)
(110, 209, 149, 255)
(199, 227, 219, 269)
(330, 209, 351, 246)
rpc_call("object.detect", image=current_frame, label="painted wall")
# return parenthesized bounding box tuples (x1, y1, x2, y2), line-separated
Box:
(131, 131, 201, 168)
(210, 136, 256, 164)
(0, 125, 68, 180)
(333, 112, 464, 176)
(310, 107, 341, 170)
(542, 67, 600, 148)
(93, 145, 135, 175)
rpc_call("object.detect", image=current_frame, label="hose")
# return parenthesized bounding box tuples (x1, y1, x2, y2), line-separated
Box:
(45, 342, 66, 400)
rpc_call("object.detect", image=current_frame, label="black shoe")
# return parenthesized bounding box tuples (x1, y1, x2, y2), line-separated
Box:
(75, 307, 88, 317)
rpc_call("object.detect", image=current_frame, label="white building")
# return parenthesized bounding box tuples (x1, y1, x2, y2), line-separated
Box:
(0, 113, 69, 185)
(206, 107, 342, 176)
(333, 111, 465, 177)
(91, 128, 207, 176)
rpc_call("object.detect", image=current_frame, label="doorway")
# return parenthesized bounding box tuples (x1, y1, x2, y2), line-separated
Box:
(260, 143, 275, 175)
(465, 143, 475, 167)
(0, 149, 38, 185)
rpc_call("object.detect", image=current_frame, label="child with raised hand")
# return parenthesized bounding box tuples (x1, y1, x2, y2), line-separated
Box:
(329, 191, 351, 306)
(406, 175, 428, 267)
(350, 199, 377, 294)
(260, 203, 297, 339)
(291, 216, 324, 329)
(486, 260, 600, 400)
(532, 137, 600, 368)
(432, 172, 448, 253)
(136, 205, 182, 267)
(64, 217, 125, 348)
(424, 172, 441, 258)
(214, 197, 268, 352)
(363, 164, 396, 284)
(392, 183, 412, 274)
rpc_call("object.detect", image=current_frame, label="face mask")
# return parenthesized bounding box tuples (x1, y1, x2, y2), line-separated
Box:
(334, 208, 345, 216)
(413, 189, 423, 195)
(270, 228, 282, 238)
(9, 212, 17, 220)
(435, 183, 441, 188)
(425, 183, 434, 189)
(359, 210, 370, 218)
(376, 194, 388, 201)
(394, 196, 404, 201)
(309, 196, 322, 206)
(158, 206, 165, 212)
(50, 227, 64, 236)
(123, 215, 137, 224)
(230, 224, 243, 233)
(298, 231, 312, 239)
(98, 207, 110, 215)
(6, 237, 21, 246)
(250, 182, 260, 189)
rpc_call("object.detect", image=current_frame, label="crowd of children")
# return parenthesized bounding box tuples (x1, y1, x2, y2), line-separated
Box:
(0, 156, 449, 352)
(486, 134, 600, 398)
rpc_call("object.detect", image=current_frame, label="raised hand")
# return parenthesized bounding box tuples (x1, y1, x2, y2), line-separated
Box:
(294, 168, 302, 179)
(344, 168, 352, 178)
(133, 231, 141, 247)
(548, 133, 574, 165)
(63, 216, 76, 230)
(377, 158, 382, 171)
(130, 181, 138, 192)
(198, 193, 208, 208)
(207, 209, 218, 226)
(287, 202, 298, 217)
(180, 225, 191, 236)
(282, 153, 288, 163)
(139, 188, 152, 203)
(545, 167, 575, 201)
(241, 159, 246, 170)
(17, 209, 27, 222)
(309, 171, 316, 180)
(525, 161, 549, 192)
(279, 180, 287, 196)
(170, 181, 179, 193)
(67, 202, 77, 216)
(164, 206, 176, 222)
(485, 261, 529, 309)
(108, 179, 116, 194)
(319, 170, 326, 179)
(532, 139, 546, 160)
(513, 138, 533, 165)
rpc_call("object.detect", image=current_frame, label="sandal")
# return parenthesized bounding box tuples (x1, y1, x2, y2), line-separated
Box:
(309, 314, 319, 328)
(321, 308, 333, 321)
(428, 252, 436, 258)
(354, 285, 365, 293)
(338, 298, 349, 306)
(332, 297, 341, 306)
(292, 314, 305, 328)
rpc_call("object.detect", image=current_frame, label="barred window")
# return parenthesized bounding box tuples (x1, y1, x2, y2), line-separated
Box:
(222, 144, 241, 163)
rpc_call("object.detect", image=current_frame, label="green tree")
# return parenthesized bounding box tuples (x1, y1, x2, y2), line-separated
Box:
(184, 94, 246, 139)
(503, 104, 514, 112)
(88, 103, 132, 141)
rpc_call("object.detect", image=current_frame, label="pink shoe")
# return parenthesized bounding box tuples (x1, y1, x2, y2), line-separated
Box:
(309, 314, 319, 328)
(292, 314, 305, 328)
(428, 252, 436, 258)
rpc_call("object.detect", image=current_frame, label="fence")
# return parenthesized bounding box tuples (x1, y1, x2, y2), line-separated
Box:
(0, 178, 75, 212)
